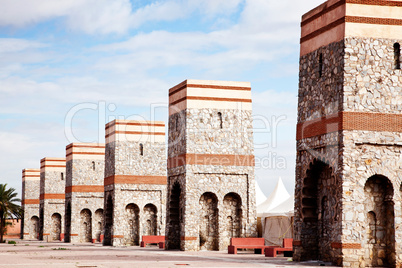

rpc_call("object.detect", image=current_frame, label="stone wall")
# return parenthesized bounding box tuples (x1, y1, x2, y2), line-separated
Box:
(39, 158, 66, 242)
(21, 169, 40, 240)
(103, 120, 167, 247)
(64, 143, 105, 244)
(166, 80, 257, 251)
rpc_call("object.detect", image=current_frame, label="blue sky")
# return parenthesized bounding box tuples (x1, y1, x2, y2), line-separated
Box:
(0, 0, 323, 198)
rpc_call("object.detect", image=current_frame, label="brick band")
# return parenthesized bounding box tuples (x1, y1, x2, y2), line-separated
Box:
(169, 83, 251, 96)
(168, 154, 255, 169)
(65, 185, 104, 193)
(104, 175, 167, 186)
(331, 242, 361, 249)
(70, 234, 78, 236)
(112, 235, 124, 238)
(297, 112, 402, 140)
(180, 236, 197, 241)
(40, 193, 65, 200)
(22, 199, 40, 205)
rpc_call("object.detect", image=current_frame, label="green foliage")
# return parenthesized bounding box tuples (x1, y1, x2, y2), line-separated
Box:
(0, 184, 22, 243)
(7, 240, 16, 244)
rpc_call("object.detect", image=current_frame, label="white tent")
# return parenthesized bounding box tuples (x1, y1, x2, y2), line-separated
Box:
(255, 180, 267, 206)
(257, 178, 294, 246)
(257, 177, 290, 217)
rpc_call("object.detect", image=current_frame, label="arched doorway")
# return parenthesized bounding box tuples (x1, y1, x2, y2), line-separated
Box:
(30, 216, 39, 239)
(65, 201, 71, 242)
(364, 175, 395, 267)
(51, 213, 62, 241)
(80, 209, 92, 243)
(199, 192, 219, 251)
(167, 182, 181, 250)
(300, 159, 338, 261)
(125, 203, 140, 246)
(222, 193, 242, 249)
(103, 195, 113, 246)
(143, 204, 157, 236)
(94, 209, 103, 242)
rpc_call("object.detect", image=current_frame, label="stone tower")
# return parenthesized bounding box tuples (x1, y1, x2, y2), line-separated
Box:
(295, 1, 402, 267)
(165, 79, 257, 251)
(103, 120, 167, 246)
(64, 143, 105, 243)
(39, 157, 66, 242)
(21, 169, 40, 240)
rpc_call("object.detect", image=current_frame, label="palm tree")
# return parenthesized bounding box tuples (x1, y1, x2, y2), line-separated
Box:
(0, 184, 22, 243)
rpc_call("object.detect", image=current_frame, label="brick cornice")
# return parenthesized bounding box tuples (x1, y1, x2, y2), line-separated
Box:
(104, 175, 167, 186)
(297, 112, 402, 140)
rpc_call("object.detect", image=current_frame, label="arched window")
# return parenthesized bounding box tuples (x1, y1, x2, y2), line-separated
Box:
(139, 143, 144, 156)
(217, 112, 223, 129)
(319, 53, 323, 77)
(394, 43, 400, 69)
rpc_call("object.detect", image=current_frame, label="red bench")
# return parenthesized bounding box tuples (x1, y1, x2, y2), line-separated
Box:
(140, 235, 165, 247)
(228, 238, 268, 254)
(265, 238, 293, 257)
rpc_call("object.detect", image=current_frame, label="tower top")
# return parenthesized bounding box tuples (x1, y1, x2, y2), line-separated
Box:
(301, 0, 402, 56)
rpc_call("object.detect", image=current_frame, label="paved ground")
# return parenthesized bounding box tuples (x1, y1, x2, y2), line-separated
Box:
(0, 240, 335, 268)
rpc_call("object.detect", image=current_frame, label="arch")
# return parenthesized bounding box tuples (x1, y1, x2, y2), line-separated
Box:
(94, 209, 103, 242)
(167, 182, 181, 250)
(103, 195, 113, 246)
(394, 42, 400, 69)
(143, 204, 157, 236)
(65, 201, 71, 242)
(51, 213, 62, 241)
(300, 159, 338, 261)
(222, 192, 242, 249)
(125, 203, 140, 246)
(30, 216, 39, 240)
(199, 192, 219, 251)
(80, 209, 92, 243)
(364, 175, 395, 267)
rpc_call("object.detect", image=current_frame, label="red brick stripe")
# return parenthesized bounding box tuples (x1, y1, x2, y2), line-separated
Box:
(180, 236, 197, 241)
(104, 175, 167, 186)
(170, 96, 252, 106)
(168, 154, 255, 169)
(297, 112, 402, 140)
(70, 234, 78, 236)
(40, 193, 65, 200)
(331, 242, 361, 249)
(105, 121, 165, 130)
(65, 185, 104, 193)
(40, 165, 66, 169)
(66, 144, 105, 150)
(301, 0, 346, 26)
(112, 235, 124, 238)
(301, 15, 402, 44)
(22, 199, 40, 205)
(169, 83, 251, 96)
(347, 0, 402, 7)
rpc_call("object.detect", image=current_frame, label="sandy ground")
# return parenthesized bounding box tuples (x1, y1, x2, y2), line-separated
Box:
(0, 239, 335, 268)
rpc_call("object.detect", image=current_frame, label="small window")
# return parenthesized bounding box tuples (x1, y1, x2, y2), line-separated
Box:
(92, 161, 95, 171)
(61, 172, 64, 180)
(217, 112, 223, 129)
(394, 43, 400, 69)
(140, 143, 144, 156)
(319, 53, 323, 77)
